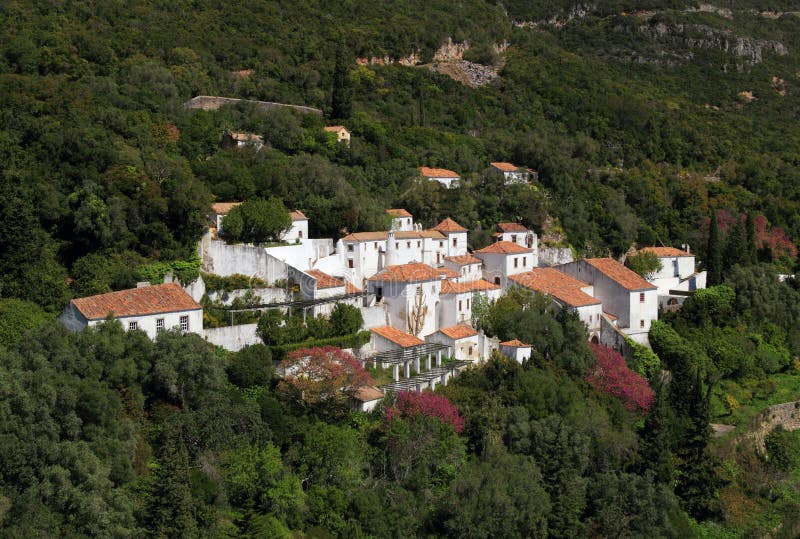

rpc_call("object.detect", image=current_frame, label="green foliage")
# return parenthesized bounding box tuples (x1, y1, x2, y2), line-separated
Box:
(202, 273, 268, 293)
(328, 303, 363, 336)
(625, 250, 663, 278)
(0, 299, 52, 347)
(227, 344, 273, 388)
(137, 255, 201, 286)
(707, 211, 723, 286)
(765, 425, 800, 472)
(223, 198, 292, 243)
(626, 337, 661, 380)
(268, 331, 371, 362)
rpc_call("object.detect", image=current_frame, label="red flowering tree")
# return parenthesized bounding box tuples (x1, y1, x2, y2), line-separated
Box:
(586, 343, 654, 413)
(385, 391, 465, 433)
(279, 346, 373, 406)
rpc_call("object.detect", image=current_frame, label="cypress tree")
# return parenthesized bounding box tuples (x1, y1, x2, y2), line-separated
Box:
(706, 211, 723, 285)
(746, 212, 758, 264)
(640, 378, 674, 485)
(331, 44, 353, 120)
(723, 215, 747, 271)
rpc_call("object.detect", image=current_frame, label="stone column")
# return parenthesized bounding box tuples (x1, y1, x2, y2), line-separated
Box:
(404, 361, 411, 378)
(426, 355, 431, 370)
(393, 364, 399, 382)
(436, 350, 442, 367)
(414, 356, 420, 374)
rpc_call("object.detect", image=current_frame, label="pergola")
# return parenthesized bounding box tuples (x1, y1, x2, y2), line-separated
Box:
(361, 342, 451, 381)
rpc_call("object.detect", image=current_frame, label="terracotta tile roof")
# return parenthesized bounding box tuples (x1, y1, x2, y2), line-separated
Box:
(603, 311, 618, 321)
(500, 339, 530, 348)
(444, 254, 482, 266)
(395, 230, 445, 239)
(475, 241, 532, 255)
(509, 269, 600, 308)
(441, 279, 501, 294)
(324, 125, 348, 132)
(289, 210, 307, 221)
(305, 269, 345, 289)
(341, 231, 387, 242)
(386, 209, 412, 218)
(371, 326, 424, 348)
(438, 325, 478, 340)
(351, 385, 384, 402)
(435, 267, 460, 279)
(368, 263, 441, 283)
(497, 222, 528, 232)
(419, 166, 460, 178)
(211, 201, 242, 215)
(639, 246, 693, 258)
(430, 217, 467, 233)
(491, 162, 521, 172)
(584, 258, 657, 291)
(71, 283, 201, 321)
(345, 282, 362, 294)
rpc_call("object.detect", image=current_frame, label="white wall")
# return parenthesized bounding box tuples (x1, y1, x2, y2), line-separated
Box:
(204, 323, 261, 351)
(370, 279, 441, 337)
(360, 305, 389, 329)
(538, 247, 574, 267)
(426, 333, 480, 362)
(445, 232, 468, 257)
(208, 287, 289, 305)
(280, 219, 309, 242)
(88, 309, 203, 340)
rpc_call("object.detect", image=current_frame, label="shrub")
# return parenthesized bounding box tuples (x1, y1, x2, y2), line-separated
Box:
(586, 343, 654, 413)
(385, 391, 465, 433)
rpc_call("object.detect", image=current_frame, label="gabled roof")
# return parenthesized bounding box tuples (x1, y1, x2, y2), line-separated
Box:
(305, 269, 346, 289)
(324, 125, 349, 132)
(435, 267, 460, 279)
(497, 222, 528, 233)
(491, 162, 521, 172)
(444, 254, 482, 266)
(386, 208, 412, 218)
(639, 246, 693, 258)
(500, 339, 530, 348)
(510, 268, 600, 308)
(351, 385, 384, 402)
(341, 230, 445, 242)
(419, 166, 460, 178)
(584, 258, 657, 291)
(430, 217, 467, 233)
(71, 283, 201, 321)
(289, 210, 308, 221)
(345, 282, 362, 294)
(438, 325, 479, 340)
(341, 231, 388, 242)
(211, 201, 242, 215)
(371, 326, 424, 348)
(368, 263, 441, 283)
(475, 241, 532, 255)
(440, 279, 501, 294)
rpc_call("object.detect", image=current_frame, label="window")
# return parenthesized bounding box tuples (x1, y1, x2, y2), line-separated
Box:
(523, 257, 527, 267)
(589, 315, 592, 323)
(395, 242, 399, 249)
(439, 241, 444, 248)
(514, 258, 518, 268)
(347, 244, 354, 252)
(458, 300, 463, 311)
(417, 241, 421, 248)
(639, 292, 645, 302)
(436, 253, 441, 264)
(452, 237, 457, 247)
(156, 318, 165, 332)
(180, 315, 189, 332)
(468, 346, 473, 356)
(298, 230, 303, 238)
(511, 235, 517, 243)
(406, 241, 411, 248)
(348, 259, 354, 268)
(640, 320, 645, 328)
(374, 242, 378, 249)
(467, 298, 470, 309)
(128, 321, 138, 331)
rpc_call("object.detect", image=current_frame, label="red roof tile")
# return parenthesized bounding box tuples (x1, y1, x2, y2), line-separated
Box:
(500, 339, 530, 348)
(491, 162, 521, 172)
(72, 283, 201, 321)
(371, 326, 424, 348)
(386, 208, 412, 218)
(497, 222, 528, 232)
(368, 263, 441, 283)
(584, 258, 657, 291)
(341, 231, 388, 242)
(419, 166, 460, 178)
(211, 201, 242, 215)
(639, 246, 693, 258)
(475, 241, 532, 255)
(430, 218, 467, 233)
(441, 279, 501, 294)
(435, 267, 460, 279)
(305, 269, 345, 289)
(324, 125, 348, 132)
(351, 385, 384, 402)
(509, 269, 600, 308)
(443, 254, 482, 266)
(289, 210, 307, 221)
(341, 230, 445, 242)
(345, 282, 362, 294)
(438, 325, 478, 340)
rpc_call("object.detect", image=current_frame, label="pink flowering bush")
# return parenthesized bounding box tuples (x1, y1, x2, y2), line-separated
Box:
(385, 391, 465, 433)
(586, 343, 654, 414)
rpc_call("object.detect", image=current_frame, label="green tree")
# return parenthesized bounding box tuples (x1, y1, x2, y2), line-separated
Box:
(625, 250, 663, 278)
(145, 436, 199, 538)
(723, 215, 748, 271)
(0, 299, 51, 347)
(328, 303, 363, 336)
(706, 211, 723, 286)
(224, 199, 291, 244)
(746, 212, 758, 264)
(227, 344, 273, 388)
(331, 44, 353, 120)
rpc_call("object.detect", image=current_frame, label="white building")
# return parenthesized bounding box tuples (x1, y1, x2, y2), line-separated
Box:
(427, 325, 480, 362)
(499, 339, 532, 364)
(300, 269, 362, 317)
(419, 166, 461, 189)
(210, 201, 242, 235)
(222, 131, 264, 151)
(638, 247, 707, 308)
(442, 254, 483, 282)
(493, 222, 538, 254)
(386, 209, 414, 231)
(509, 268, 603, 339)
(490, 162, 532, 184)
(324, 125, 351, 145)
(439, 278, 502, 329)
(58, 283, 203, 340)
(429, 218, 469, 258)
(474, 241, 535, 288)
(280, 210, 309, 242)
(369, 325, 425, 353)
(555, 258, 658, 345)
(367, 263, 443, 337)
(350, 386, 384, 412)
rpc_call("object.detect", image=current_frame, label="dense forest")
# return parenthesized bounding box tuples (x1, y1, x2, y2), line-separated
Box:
(1, 0, 800, 536)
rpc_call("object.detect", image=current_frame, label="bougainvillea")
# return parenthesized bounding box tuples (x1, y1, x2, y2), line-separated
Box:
(279, 346, 373, 405)
(385, 391, 465, 433)
(586, 343, 654, 413)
